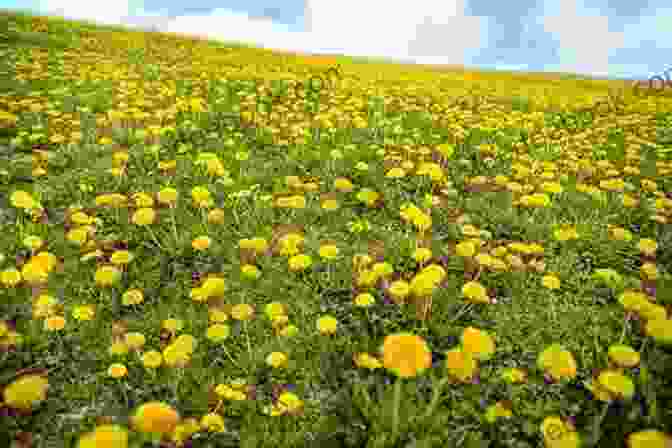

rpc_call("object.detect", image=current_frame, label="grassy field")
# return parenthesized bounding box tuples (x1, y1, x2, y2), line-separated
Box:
(0, 8, 671, 448)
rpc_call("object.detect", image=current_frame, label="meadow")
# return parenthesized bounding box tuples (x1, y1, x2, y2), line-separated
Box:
(0, 8, 671, 448)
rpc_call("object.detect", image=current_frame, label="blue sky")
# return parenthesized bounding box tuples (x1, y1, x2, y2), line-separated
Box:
(3, 0, 670, 80)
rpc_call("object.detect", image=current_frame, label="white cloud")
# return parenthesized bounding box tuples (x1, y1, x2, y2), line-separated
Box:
(540, 0, 625, 77)
(157, 0, 487, 65)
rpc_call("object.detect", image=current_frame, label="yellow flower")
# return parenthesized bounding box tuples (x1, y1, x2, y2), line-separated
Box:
(276, 391, 304, 414)
(132, 208, 156, 226)
(191, 186, 213, 208)
(77, 425, 128, 448)
(627, 430, 672, 448)
(321, 198, 340, 211)
(67, 227, 90, 245)
(10, 190, 36, 209)
(354, 352, 383, 369)
(388, 280, 411, 303)
(334, 177, 354, 192)
(206, 324, 231, 342)
(541, 417, 580, 448)
(133, 192, 154, 208)
(501, 367, 527, 384)
(645, 319, 672, 346)
(640, 262, 658, 280)
(201, 277, 227, 298)
(132, 402, 180, 435)
(162, 318, 184, 334)
(386, 167, 406, 178)
(33, 294, 58, 319)
(1, 267, 22, 287)
(609, 226, 633, 242)
(462, 281, 490, 304)
(264, 302, 286, 319)
(141, 350, 163, 369)
(108, 363, 128, 379)
(461, 327, 496, 361)
(122, 289, 144, 306)
(208, 208, 226, 224)
(191, 236, 211, 251)
(21, 261, 48, 284)
(319, 244, 339, 260)
(607, 344, 640, 368)
(231, 303, 254, 321)
(597, 370, 635, 400)
(638, 238, 657, 257)
(553, 226, 579, 241)
(542, 274, 561, 290)
(110, 250, 134, 266)
(241, 264, 261, 280)
(382, 333, 432, 378)
(157, 187, 179, 205)
(317, 315, 338, 335)
(95, 265, 122, 287)
(2, 374, 49, 410)
(412, 247, 432, 263)
(538, 344, 577, 381)
(354, 292, 375, 307)
(266, 351, 288, 368)
(124, 332, 146, 350)
(23, 235, 44, 251)
(280, 324, 299, 338)
(44, 315, 66, 332)
(200, 413, 226, 433)
(445, 347, 479, 383)
(288, 253, 313, 272)
(109, 341, 129, 357)
(484, 401, 513, 423)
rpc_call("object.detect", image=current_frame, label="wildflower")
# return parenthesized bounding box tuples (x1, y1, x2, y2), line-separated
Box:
(597, 370, 635, 400)
(241, 264, 261, 280)
(122, 289, 144, 306)
(317, 315, 338, 335)
(157, 187, 179, 205)
(455, 241, 476, 258)
(607, 345, 640, 368)
(462, 281, 490, 304)
(277, 391, 303, 414)
(109, 341, 129, 357)
(319, 244, 339, 260)
(485, 401, 513, 423)
(200, 413, 226, 433)
(640, 262, 658, 280)
(542, 274, 561, 290)
(110, 250, 134, 266)
(412, 247, 432, 263)
(206, 324, 231, 342)
(141, 351, 163, 369)
(95, 265, 122, 287)
(162, 318, 184, 334)
(280, 324, 298, 337)
(541, 416, 580, 448)
(208, 208, 226, 224)
(501, 367, 527, 384)
(334, 177, 354, 192)
(108, 363, 128, 379)
(461, 327, 495, 361)
(44, 315, 66, 332)
(264, 302, 286, 320)
(609, 226, 633, 242)
(33, 294, 58, 319)
(23, 235, 44, 251)
(132, 402, 180, 435)
(132, 208, 156, 225)
(231, 303, 254, 321)
(388, 280, 411, 303)
(1, 268, 22, 287)
(553, 226, 579, 241)
(2, 374, 49, 410)
(445, 347, 478, 383)
(288, 253, 313, 272)
(191, 186, 213, 208)
(638, 238, 657, 257)
(538, 344, 577, 381)
(382, 333, 431, 378)
(201, 277, 226, 298)
(354, 292, 375, 307)
(645, 319, 672, 346)
(191, 236, 211, 251)
(124, 332, 146, 350)
(10, 190, 36, 209)
(354, 352, 383, 369)
(266, 352, 288, 368)
(77, 425, 128, 448)
(627, 430, 672, 448)
(321, 198, 340, 210)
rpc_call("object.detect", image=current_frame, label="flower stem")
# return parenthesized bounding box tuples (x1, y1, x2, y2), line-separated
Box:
(391, 377, 403, 440)
(420, 376, 449, 422)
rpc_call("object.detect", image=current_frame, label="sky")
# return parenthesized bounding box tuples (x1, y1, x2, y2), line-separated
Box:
(2, 0, 670, 80)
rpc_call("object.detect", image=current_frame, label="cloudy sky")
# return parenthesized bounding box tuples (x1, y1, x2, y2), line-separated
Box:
(2, 0, 670, 80)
